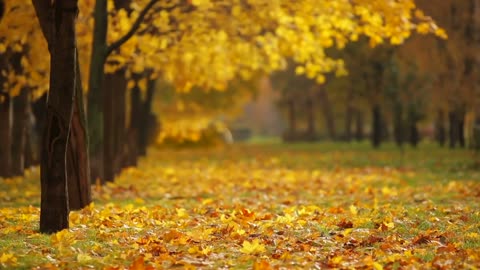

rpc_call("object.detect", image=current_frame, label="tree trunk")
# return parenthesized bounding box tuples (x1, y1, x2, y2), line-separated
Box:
(317, 88, 336, 140)
(392, 103, 404, 147)
(407, 106, 420, 147)
(103, 72, 115, 183)
(66, 58, 91, 210)
(113, 71, 127, 174)
(449, 110, 459, 148)
(24, 116, 35, 169)
(435, 109, 446, 147)
(286, 99, 296, 139)
(87, 0, 108, 182)
(0, 92, 12, 178)
(458, 108, 466, 148)
(354, 109, 364, 141)
(36, 0, 78, 233)
(138, 79, 156, 156)
(344, 97, 353, 142)
(306, 98, 315, 139)
(127, 83, 141, 166)
(11, 87, 29, 176)
(371, 104, 382, 148)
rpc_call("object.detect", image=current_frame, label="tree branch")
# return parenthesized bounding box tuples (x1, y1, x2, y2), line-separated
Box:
(105, 0, 159, 58)
(31, 0, 52, 46)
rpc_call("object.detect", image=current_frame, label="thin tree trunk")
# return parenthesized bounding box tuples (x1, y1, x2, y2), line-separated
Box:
(449, 110, 458, 148)
(24, 116, 35, 169)
(0, 92, 12, 178)
(288, 99, 296, 135)
(435, 109, 446, 147)
(127, 83, 141, 166)
(113, 71, 127, 174)
(87, 0, 108, 183)
(36, 0, 78, 233)
(344, 93, 353, 142)
(11, 87, 29, 176)
(393, 103, 404, 147)
(458, 108, 466, 148)
(138, 79, 155, 156)
(407, 106, 420, 147)
(371, 104, 382, 148)
(103, 72, 115, 183)
(317, 88, 336, 140)
(354, 109, 364, 141)
(306, 98, 315, 139)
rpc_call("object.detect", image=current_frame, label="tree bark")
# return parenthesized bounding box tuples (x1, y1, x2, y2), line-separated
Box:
(87, 0, 108, 182)
(113, 71, 127, 174)
(138, 79, 156, 156)
(317, 88, 336, 140)
(11, 87, 29, 176)
(371, 104, 382, 148)
(306, 98, 315, 140)
(354, 109, 364, 141)
(435, 109, 446, 147)
(102, 72, 115, 183)
(35, 0, 78, 233)
(392, 103, 404, 147)
(127, 82, 141, 166)
(0, 92, 12, 178)
(458, 108, 466, 148)
(344, 92, 354, 142)
(66, 58, 91, 210)
(407, 106, 420, 147)
(449, 110, 459, 148)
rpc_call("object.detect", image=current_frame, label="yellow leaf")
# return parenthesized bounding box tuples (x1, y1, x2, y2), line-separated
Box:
(176, 208, 189, 218)
(240, 239, 266, 254)
(373, 262, 383, 270)
(349, 205, 358, 215)
(77, 253, 92, 263)
(0, 253, 17, 265)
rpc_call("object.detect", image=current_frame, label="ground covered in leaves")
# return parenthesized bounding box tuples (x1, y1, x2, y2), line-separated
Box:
(1, 142, 480, 269)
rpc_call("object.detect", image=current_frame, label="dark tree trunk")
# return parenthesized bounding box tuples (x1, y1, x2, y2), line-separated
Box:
(354, 109, 364, 141)
(344, 95, 353, 142)
(449, 110, 459, 148)
(0, 92, 12, 178)
(371, 104, 382, 148)
(103, 69, 127, 181)
(127, 83, 141, 166)
(435, 109, 446, 147)
(282, 98, 298, 142)
(103, 72, 115, 183)
(87, 0, 108, 183)
(392, 104, 404, 147)
(11, 87, 29, 176)
(407, 106, 420, 147)
(35, 0, 78, 233)
(138, 79, 156, 156)
(66, 59, 91, 210)
(113, 71, 127, 174)
(458, 108, 466, 148)
(24, 117, 35, 169)
(317, 88, 336, 140)
(306, 98, 315, 139)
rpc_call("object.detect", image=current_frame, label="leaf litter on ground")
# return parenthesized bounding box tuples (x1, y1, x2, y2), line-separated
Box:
(0, 143, 479, 269)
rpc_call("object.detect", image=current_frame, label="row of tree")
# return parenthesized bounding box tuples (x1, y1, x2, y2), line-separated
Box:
(0, 0, 447, 233)
(271, 0, 480, 149)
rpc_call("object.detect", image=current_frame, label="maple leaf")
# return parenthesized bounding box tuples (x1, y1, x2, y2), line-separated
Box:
(0, 253, 17, 266)
(240, 239, 266, 254)
(128, 257, 154, 270)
